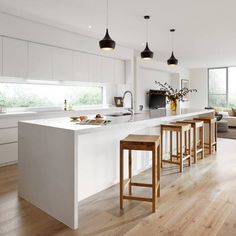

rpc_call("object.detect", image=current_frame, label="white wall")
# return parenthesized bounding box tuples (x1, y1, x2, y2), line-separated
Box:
(135, 57, 190, 110)
(189, 68, 208, 109)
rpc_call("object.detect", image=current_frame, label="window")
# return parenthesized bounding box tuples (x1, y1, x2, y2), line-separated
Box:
(208, 68, 227, 107)
(0, 83, 103, 108)
(208, 67, 236, 108)
(228, 67, 236, 107)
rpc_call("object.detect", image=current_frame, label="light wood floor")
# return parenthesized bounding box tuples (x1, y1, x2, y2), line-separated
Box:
(1, 138, 236, 236)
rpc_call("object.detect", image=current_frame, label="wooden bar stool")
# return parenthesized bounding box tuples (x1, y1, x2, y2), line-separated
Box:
(120, 134, 161, 213)
(161, 123, 191, 172)
(194, 117, 217, 155)
(177, 120, 204, 163)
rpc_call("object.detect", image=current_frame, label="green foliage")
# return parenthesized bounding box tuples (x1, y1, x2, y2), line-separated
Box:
(0, 83, 102, 108)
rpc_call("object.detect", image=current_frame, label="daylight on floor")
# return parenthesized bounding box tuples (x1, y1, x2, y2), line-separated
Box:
(0, 0, 236, 235)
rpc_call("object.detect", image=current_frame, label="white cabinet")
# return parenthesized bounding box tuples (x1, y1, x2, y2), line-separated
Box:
(28, 43, 53, 80)
(0, 143, 18, 166)
(101, 57, 115, 83)
(73, 51, 89, 81)
(53, 47, 73, 81)
(0, 37, 2, 76)
(0, 127, 17, 144)
(88, 54, 102, 82)
(114, 59, 125, 84)
(2, 37, 28, 78)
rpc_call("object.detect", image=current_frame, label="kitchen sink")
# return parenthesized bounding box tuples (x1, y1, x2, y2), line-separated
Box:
(107, 112, 131, 117)
(107, 112, 142, 117)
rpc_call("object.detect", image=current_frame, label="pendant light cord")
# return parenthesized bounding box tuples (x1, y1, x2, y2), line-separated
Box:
(106, 0, 109, 29)
(170, 29, 175, 52)
(146, 18, 149, 43)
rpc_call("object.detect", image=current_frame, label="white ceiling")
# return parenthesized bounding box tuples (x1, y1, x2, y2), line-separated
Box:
(0, 0, 236, 68)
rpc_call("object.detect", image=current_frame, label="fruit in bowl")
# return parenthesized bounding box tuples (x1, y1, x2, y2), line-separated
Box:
(95, 114, 103, 120)
(79, 116, 88, 121)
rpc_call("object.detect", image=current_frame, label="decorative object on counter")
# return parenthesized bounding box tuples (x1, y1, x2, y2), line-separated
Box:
(64, 99, 68, 111)
(70, 116, 80, 121)
(99, 0, 116, 51)
(167, 29, 178, 66)
(140, 15, 154, 60)
(114, 97, 123, 107)
(139, 105, 144, 111)
(155, 81, 197, 111)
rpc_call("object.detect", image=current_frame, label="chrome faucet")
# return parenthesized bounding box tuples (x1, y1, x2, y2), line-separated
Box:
(123, 90, 134, 115)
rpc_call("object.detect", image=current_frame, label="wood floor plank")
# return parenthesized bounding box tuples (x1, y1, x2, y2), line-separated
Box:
(0, 138, 236, 236)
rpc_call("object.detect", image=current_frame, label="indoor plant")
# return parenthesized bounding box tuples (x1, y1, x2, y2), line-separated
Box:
(155, 81, 197, 111)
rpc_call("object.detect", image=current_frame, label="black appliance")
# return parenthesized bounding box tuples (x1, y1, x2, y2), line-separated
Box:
(148, 90, 166, 109)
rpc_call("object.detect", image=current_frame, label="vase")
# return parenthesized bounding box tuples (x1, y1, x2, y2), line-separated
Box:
(170, 99, 177, 111)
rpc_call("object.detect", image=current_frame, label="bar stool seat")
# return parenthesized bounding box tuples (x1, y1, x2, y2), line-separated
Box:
(177, 120, 204, 163)
(161, 123, 191, 172)
(194, 117, 217, 155)
(120, 134, 161, 213)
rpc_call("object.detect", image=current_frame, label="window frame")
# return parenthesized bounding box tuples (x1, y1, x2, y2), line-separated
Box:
(208, 67, 229, 107)
(0, 81, 105, 111)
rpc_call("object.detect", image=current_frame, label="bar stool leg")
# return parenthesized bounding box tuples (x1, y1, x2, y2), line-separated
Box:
(161, 127, 163, 168)
(209, 123, 212, 155)
(157, 145, 161, 197)
(176, 131, 179, 157)
(193, 126, 197, 164)
(170, 131, 173, 161)
(180, 130, 183, 173)
(128, 150, 132, 195)
(188, 129, 191, 166)
(152, 145, 157, 213)
(120, 145, 124, 209)
(184, 131, 187, 155)
(215, 122, 217, 151)
(200, 126, 204, 159)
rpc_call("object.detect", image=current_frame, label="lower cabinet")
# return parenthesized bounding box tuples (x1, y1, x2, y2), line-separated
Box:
(0, 126, 18, 166)
(0, 142, 18, 166)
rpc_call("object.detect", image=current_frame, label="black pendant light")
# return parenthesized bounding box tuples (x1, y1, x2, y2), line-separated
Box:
(167, 29, 178, 66)
(99, 0, 116, 51)
(141, 15, 154, 60)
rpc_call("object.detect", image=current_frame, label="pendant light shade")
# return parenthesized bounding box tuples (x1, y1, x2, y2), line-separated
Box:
(141, 15, 154, 60)
(167, 29, 178, 66)
(99, 0, 116, 51)
(167, 52, 178, 66)
(99, 28, 116, 51)
(141, 42, 154, 60)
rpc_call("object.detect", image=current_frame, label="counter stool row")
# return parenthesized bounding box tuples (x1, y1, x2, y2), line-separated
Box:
(119, 116, 217, 212)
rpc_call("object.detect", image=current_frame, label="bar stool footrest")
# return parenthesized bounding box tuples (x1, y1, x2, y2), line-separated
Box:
(130, 182, 153, 188)
(123, 195, 153, 202)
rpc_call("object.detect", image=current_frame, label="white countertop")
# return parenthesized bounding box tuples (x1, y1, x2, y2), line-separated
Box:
(19, 108, 214, 134)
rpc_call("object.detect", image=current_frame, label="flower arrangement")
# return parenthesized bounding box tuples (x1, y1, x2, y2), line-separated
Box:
(155, 81, 197, 111)
(155, 81, 197, 102)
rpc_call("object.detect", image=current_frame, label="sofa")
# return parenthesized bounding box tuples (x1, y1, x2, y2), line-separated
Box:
(215, 108, 236, 127)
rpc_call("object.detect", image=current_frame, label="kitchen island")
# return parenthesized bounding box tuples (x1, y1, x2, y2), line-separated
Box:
(18, 108, 214, 229)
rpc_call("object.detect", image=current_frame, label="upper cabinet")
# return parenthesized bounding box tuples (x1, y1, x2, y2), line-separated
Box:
(114, 59, 125, 84)
(53, 47, 73, 81)
(0, 36, 126, 84)
(88, 54, 102, 83)
(0, 37, 2, 76)
(2, 37, 28, 78)
(28, 43, 53, 80)
(101, 57, 115, 83)
(73, 51, 89, 81)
